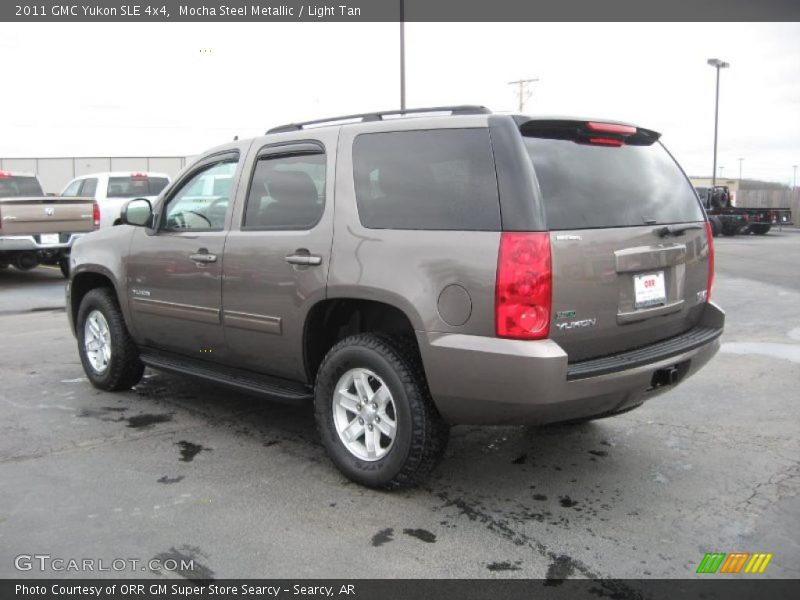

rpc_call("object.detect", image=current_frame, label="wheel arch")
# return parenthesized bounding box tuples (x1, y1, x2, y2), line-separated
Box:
(69, 266, 127, 335)
(303, 297, 421, 383)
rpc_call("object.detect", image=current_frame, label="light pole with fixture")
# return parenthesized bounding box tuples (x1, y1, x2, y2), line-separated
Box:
(707, 58, 730, 189)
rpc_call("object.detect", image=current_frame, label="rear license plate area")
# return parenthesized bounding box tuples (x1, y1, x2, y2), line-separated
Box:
(634, 271, 666, 309)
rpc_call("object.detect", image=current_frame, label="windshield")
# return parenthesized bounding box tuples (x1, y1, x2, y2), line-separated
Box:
(524, 136, 704, 230)
(0, 176, 44, 198)
(106, 176, 169, 198)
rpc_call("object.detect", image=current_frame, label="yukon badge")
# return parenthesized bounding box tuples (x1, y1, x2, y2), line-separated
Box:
(555, 318, 597, 331)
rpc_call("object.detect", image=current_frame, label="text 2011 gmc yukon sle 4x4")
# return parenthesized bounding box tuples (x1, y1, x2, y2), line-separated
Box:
(67, 106, 724, 489)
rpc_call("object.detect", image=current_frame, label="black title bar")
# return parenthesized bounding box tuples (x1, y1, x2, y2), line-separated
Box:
(3, 0, 800, 22)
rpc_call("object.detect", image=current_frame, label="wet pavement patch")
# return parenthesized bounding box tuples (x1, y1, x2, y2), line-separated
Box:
(512, 454, 527, 464)
(487, 560, 522, 572)
(176, 441, 210, 462)
(559, 496, 579, 508)
(151, 545, 214, 580)
(126, 413, 173, 428)
(589, 450, 608, 457)
(158, 476, 184, 484)
(544, 554, 576, 584)
(402, 528, 436, 543)
(371, 528, 394, 547)
(533, 493, 548, 501)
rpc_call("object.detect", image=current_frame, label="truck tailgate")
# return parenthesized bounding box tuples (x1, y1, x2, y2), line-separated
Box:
(0, 197, 95, 235)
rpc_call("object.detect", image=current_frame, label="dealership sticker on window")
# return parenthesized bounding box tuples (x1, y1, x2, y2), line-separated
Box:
(634, 271, 666, 308)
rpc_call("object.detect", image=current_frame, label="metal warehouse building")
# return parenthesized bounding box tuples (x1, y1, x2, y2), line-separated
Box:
(0, 156, 189, 194)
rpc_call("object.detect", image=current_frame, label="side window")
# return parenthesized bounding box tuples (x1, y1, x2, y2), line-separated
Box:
(79, 178, 98, 198)
(243, 153, 326, 230)
(163, 160, 237, 231)
(352, 129, 501, 231)
(62, 179, 83, 197)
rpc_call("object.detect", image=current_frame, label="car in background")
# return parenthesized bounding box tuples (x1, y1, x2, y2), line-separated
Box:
(0, 171, 98, 277)
(61, 172, 170, 228)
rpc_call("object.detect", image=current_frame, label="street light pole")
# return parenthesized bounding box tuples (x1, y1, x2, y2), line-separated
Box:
(738, 157, 743, 184)
(399, 0, 405, 110)
(707, 58, 730, 189)
(793, 165, 798, 191)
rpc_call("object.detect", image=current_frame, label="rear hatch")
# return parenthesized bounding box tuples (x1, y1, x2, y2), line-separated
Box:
(521, 119, 710, 362)
(0, 197, 96, 235)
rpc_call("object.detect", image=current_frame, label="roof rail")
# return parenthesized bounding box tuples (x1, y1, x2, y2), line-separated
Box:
(266, 105, 491, 134)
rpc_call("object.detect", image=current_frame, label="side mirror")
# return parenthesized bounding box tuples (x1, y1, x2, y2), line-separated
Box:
(120, 198, 153, 227)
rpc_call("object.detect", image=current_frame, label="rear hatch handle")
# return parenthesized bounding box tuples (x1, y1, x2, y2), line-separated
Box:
(654, 223, 704, 238)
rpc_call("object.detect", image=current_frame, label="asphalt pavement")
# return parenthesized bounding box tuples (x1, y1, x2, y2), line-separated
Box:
(0, 231, 798, 579)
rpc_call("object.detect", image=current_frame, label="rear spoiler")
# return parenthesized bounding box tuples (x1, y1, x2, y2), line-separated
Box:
(516, 118, 661, 146)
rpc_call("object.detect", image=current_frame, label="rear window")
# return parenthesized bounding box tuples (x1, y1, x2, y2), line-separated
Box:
(106, 176, 169, 198)
(524, 137, 704, 230)
(353, 129, 501, 230)
(0, 176, 44, 198)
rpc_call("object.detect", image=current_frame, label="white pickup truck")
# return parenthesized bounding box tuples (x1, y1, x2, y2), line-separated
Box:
(0, 171, 98, 277)
(61, 171, 170, 228)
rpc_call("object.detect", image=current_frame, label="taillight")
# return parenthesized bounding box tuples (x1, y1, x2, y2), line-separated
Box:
(93, 202, 100, 229)
(704, 221, 714, 302)
(496, 232, 552, 340)
(586, 122, 637, 136)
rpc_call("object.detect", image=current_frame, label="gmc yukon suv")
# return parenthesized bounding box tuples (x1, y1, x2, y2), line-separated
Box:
(67, 106, 724, 488)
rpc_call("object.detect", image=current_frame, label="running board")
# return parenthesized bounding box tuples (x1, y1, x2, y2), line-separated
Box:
(139, 349, 313, 402)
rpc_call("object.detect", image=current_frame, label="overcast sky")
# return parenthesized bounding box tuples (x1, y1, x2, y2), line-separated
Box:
(1, 22, 798, 183)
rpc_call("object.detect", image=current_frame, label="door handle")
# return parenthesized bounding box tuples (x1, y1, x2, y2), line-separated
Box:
(285, 253, 322, 266)
(190, 248, 217, 264)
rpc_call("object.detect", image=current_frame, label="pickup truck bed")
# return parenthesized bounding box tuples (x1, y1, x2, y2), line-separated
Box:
(0, 196, 97, 276)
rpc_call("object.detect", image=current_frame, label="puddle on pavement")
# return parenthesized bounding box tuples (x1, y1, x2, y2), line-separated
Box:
(721, 342, 800, 364)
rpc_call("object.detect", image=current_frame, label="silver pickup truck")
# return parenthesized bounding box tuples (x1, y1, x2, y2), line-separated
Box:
(0, 171, 98, 277)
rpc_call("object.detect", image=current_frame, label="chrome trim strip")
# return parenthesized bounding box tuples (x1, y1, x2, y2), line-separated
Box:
(132, 297, 220, 325)
(223, 310, 282, 335)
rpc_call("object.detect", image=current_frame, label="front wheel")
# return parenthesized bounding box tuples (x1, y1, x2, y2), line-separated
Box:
(314, 334, 449, 489)
(751, 224, 771, 235)
(76, 288, 144, 391)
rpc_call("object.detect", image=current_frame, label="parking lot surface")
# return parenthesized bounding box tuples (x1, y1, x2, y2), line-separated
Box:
(1, 232, 798, 579)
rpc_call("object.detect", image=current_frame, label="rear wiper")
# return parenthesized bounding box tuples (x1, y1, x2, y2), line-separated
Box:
(654, 223, 704, 237)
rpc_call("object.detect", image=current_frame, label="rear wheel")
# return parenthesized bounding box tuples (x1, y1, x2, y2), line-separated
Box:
(751, 224, 771, 235)
(708, 216, 722, 237)
(77, 288, 144, 391)
(314, 333, 449, 489)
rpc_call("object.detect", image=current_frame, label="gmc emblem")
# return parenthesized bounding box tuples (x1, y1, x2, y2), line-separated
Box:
(45, 207, 55, 216)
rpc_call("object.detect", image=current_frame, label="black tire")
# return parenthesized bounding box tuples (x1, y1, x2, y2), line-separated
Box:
(751, 224, 771, 235)
(59, 257, 70, 279)
(722, 226, 738, 237)
(76, 287, 144, 391)
(314, 333, 449, 489)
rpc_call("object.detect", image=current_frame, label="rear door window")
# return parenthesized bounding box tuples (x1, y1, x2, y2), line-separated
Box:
(107, 176, 169, 198)
(79, 177, 98, 197)
(353, 129, 500, 230)
(524, 136, 704, 230)
(243, 153, 326, 230)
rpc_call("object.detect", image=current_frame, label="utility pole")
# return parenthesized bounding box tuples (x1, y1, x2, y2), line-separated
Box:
(399, 0, 405, 110)
(738, 157, 743, 184)
(707, 58, 730, 188)
(508, 78, 539, 113)
(793, 165, 797, 191)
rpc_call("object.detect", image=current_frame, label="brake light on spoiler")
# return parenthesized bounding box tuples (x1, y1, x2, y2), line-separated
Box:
(585, 122, 637, 147)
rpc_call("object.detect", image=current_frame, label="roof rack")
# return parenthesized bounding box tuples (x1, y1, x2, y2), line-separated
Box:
(266, 105, 491, 134)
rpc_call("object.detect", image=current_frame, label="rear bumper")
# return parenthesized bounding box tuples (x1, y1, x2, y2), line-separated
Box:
(0, 233, 87, 252)
(417, 301, 724, 425)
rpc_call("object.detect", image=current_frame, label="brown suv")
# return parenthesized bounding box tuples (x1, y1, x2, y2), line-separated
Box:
(67, 106, 724, 488)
